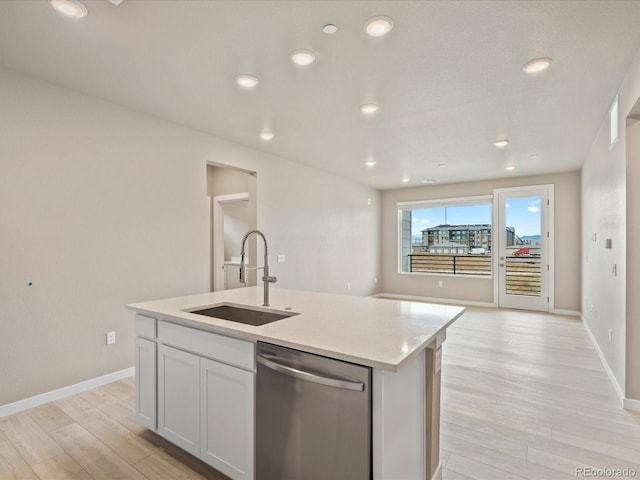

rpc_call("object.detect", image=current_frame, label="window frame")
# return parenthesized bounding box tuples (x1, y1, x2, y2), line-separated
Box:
(397, 194, 494, 278)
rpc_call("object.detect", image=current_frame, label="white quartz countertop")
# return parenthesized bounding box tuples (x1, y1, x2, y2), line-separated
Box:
(126, 287, 465, 371)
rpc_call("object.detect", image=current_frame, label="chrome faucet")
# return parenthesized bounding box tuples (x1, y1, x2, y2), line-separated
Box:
(239, 230, 277, 307)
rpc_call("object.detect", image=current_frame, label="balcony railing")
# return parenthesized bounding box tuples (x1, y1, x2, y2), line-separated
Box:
(409, 254, 492, 276)
(408, 254, 542, 296)
(505, 256, 541, 297)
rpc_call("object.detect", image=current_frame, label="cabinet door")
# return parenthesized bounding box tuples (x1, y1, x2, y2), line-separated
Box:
(135, 337, 157, 430)
(158, 344, 200, 457)
(200, 357, 255, 480)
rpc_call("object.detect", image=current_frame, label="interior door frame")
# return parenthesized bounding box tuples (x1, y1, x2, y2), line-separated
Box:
(212, 192, 249, 292)
(493, 184, 554, 312)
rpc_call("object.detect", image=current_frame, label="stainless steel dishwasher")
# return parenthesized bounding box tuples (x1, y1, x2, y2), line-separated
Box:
(256, 342, 372, 480)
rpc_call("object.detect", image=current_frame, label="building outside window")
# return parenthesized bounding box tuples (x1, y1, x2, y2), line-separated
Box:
(398, 196, 494, 276)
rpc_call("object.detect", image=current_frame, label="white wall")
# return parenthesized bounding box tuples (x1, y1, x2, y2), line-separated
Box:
(0, 68, 380, 406)
(582, 105, 627, 395)
(582, 46, 640, 403)
(381, 172, 581, 312)
(626, 114, 640, 401)
(256, 157, 380, 296)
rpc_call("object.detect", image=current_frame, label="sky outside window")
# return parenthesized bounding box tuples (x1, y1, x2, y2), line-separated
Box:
(504, 196, 541, 238)
(411, 198, 541, 239)
(411, 204, 492, 237)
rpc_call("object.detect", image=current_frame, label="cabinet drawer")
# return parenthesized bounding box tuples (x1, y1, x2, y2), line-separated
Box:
(158, 321, 254, 371)
(135, 314, 157, 339)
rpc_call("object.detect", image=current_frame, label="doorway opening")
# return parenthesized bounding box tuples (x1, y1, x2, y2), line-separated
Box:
(206, 164, 257, 291)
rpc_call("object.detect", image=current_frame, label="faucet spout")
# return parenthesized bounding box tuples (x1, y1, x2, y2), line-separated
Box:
(240, 230, 277, 307)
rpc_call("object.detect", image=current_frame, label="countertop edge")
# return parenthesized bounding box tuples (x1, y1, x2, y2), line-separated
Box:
(126, 290, 466, 371)
(127, 304, 404, 370)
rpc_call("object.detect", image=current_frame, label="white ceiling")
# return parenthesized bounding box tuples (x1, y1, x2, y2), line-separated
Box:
(2, 0, 640, 189)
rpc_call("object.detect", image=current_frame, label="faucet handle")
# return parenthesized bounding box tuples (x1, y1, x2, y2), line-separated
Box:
(263, 275, 277, 284)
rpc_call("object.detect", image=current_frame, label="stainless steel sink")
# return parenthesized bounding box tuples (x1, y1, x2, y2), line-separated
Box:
(189, 304, 298, 326)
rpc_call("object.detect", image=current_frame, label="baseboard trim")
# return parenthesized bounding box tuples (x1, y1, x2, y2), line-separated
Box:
(581, 316, 625, 406)
(550, 308, 581, 317)
(0, 367, 135, 419)
(373, 293, 497, 309)
(624, 397, 640, 412)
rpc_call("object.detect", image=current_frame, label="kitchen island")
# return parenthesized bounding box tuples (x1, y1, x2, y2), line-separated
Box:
(127, 287, 465, 480)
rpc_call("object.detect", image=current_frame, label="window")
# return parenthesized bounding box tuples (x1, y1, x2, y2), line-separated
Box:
(398, 195, 492, 276)
(610, 95, 619, 148)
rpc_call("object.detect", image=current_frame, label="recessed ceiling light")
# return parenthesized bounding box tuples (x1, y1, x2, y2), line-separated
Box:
(48, 0, 88, 18)
(437, 163, 447, 168)
(259, 132, 274, 141)
(494, 139, 509, 148)
(365, 158, 376, 167)
(529, 154, 539, 159)
(422, 178, 439, 184)
(522, 57, 552, 74)
(360, 104, 380, 115)
(235, 74, 259, 89)
(364, 15, 394, 37)
(323, 24, 338, 34)
(401, 177, 410, 183)
(290, 50, 317, 66)
(505, 165, 516, 171)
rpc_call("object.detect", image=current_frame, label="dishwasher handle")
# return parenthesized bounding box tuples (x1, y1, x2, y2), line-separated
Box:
(257, 353, 365, 391)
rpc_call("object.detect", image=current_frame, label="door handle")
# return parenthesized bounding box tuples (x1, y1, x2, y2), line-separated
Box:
(257, 353, 364, 391)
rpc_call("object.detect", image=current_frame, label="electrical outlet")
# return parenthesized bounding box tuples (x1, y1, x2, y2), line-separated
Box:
(347, 282, 351, 291)
(277, 254, 286, 263)
(438, 281, 443, 287)
(609, 329, 613, 343)
(106, 331, 116, 345)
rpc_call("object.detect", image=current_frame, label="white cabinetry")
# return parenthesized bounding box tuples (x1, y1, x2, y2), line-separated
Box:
(200, 357, 254, 480)
(135, 319, 255, 480)
(158, 344, 201, 456)
(135, 337, 157, 430)
(134, 314, 157, 431)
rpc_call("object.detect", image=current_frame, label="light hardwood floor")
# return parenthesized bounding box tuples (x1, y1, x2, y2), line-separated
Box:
(441, 308, 640, 480)
(0, 379, 229, 480)
(1, 307, 639, 479)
